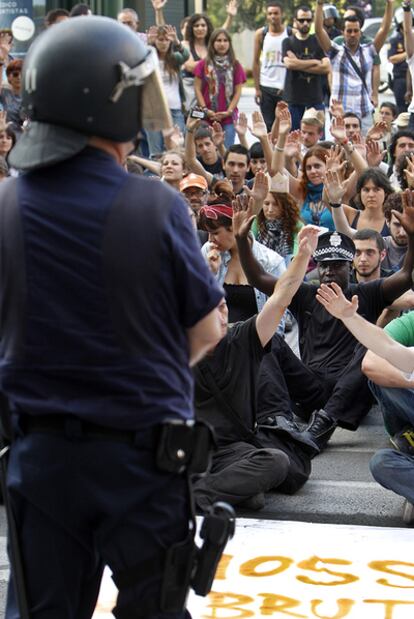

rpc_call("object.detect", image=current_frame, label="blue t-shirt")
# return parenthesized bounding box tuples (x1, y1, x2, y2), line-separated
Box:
(0, 147, 222, 429)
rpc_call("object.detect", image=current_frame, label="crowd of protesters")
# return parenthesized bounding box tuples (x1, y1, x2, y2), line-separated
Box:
(1, 0, 414, 525)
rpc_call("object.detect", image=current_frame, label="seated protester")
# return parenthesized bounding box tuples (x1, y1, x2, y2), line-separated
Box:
(179, 172, 209, 220)
(382, 193, 409, 275)
(379, 129, 414, 189)
(193, 225, 321, 512)
(251, 171, 304, 265)
(246, 141, 267, 184)
(185, 116, 251, 193)
(193, 123, 224, 178)
(128, 149, 188, 190)
(343, 112, 362, 142)
(0, 59, 24, 136)
(327, 168, 393, 238)
(379, 101, 398, 143)
(300, 109, 324, 153)
(200, 189, 286, 324)
(235, 201, 414, 451)
(271, 104, 367, 232)
(44, 8, 69, 27)
(316, 282, 414, 525)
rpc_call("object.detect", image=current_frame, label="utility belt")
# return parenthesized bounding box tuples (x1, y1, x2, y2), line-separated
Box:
(20, 414, 214, 475)
(13, 413, 236, 617)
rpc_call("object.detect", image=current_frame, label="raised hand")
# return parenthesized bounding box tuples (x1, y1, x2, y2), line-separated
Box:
(366, 120, 388, 142)
(226, 0, 238, 17)
(147, 25, 158, 44)
(396, 188, 414, 235)
(352, 132, 367, 158)
(297, 224, 320, 256)
(276, 101, 291, 136)
(330, 116, 346, 143)
(235, 112, 248, 137)
(285, 130, 302, 159)
(329, 99, 344, 120)
(247, 170, 269, 205)
(151, 0, 168, 9)
(316, 282, 359, 319)
(186, 114, 201, 133)
(325, 144, 347, 178)
(403, 154, 414, 189)
(232, 194, 256, 238)
(366, 139, 387, 167)
(250, 110, 268, 139)
(164, 24, 179, 45)
(162, 124, 183, 149)
(211, 121, 225, 148)
(324, 169, 348, 204)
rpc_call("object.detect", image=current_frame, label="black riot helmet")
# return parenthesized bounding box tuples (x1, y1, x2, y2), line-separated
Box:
(10, 16, 171, 171)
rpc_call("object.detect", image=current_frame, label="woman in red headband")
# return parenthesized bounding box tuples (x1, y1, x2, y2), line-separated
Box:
(199, 181, 286, 324)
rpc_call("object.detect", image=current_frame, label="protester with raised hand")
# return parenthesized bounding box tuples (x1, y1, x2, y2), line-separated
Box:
(316, 279, 414, 524)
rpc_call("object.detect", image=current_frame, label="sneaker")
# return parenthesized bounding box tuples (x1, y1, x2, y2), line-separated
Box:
(402, 500, 414, 525)
(390, 427, 414, 456)
(239, 493, 265, 511)
(303, 409, 337, 450)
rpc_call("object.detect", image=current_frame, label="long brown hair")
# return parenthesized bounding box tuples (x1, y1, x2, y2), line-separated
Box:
(206, 28, 236, 67)
(151, 26, 180, 81)
(299, 146, 328, 199)
(257, 192, 302, 249)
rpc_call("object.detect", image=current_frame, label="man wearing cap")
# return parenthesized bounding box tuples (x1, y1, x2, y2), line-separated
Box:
(179, 172, 209, 219)
(236, 211, 414, 450)
(282, 6, 329, 130)
(0, 17, 223, 619)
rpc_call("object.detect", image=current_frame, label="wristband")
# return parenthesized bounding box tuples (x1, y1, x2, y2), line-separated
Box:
(275, 145, 285, 152)
(329, 202, 342, 208)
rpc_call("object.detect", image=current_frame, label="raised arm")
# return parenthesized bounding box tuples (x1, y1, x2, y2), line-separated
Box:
(324, 169, 356, 237)
(184, 116, 214, 185)
(317, 282, 414, 374)
(222, 0, 238, 31)
(403, 0, 414, 59)
(315, 0, 334, 54)
(232, 196, 278, 296)
(128, 155, 161, 176)
(250, 110, 273, 173)
(151, 0, 167, 26)
(270, 103, 302, 199)
(256, 226, 319, 346)
(373, 0, 394, 53)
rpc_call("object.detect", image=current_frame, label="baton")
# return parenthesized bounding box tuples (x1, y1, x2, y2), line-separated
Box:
(0, 394, 30, 619)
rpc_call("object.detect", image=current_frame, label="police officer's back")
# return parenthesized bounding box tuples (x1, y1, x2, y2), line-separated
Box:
(0, 17, 222, 619)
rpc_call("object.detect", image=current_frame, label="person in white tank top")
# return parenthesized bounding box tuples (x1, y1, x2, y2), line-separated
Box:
(252, 1, 290, 131)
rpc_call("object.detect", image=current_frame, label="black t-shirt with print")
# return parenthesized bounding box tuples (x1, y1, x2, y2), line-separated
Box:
(282, 34, 325, 105)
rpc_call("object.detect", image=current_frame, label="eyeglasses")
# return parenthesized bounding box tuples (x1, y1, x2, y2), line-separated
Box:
(297, 18, 312, 23)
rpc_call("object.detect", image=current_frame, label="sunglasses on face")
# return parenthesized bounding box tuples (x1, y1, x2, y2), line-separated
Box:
(297, 18, 312, 23)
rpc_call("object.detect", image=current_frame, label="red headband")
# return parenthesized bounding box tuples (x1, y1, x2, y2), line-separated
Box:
(199, 204, 233, 220)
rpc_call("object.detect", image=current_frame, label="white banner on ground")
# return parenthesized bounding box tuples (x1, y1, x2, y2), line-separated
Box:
(93, 518, 414, 619)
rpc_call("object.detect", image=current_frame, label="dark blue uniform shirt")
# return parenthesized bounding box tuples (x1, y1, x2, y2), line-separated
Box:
(0, 147, 222, 429)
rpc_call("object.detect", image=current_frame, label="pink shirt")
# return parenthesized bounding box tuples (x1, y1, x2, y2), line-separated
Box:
(194, 59, 246, 125)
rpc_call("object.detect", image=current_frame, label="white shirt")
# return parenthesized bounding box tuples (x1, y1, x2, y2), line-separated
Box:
(260, 28, 289, 90)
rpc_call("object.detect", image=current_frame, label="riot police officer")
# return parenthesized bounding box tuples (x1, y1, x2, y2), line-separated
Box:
(0, 16, 223, 619)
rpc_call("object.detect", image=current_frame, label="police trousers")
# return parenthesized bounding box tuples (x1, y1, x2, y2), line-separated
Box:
(6, 426, 191, 619)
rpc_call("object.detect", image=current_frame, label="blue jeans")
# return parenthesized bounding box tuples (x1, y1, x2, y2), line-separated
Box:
(223, 122, 236, 148)
(146, 108, 185, 157)
(368, 382, 414, 504)
(289, 103, 325, 132)
(368, 381, 414, 436)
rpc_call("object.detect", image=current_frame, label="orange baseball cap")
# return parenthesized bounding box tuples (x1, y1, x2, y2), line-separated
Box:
(179, 173, 208, 192)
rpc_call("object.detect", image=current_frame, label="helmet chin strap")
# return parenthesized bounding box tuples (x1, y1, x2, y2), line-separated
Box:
(110, 48, 158, 103)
